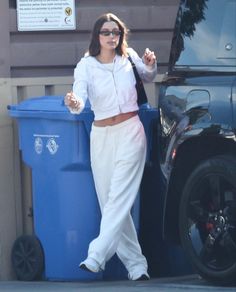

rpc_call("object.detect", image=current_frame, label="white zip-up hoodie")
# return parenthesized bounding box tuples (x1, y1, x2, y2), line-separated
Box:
(70, 48, 157, 120)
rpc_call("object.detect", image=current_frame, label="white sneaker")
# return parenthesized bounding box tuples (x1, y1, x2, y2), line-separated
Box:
(133, 274, 150, 281)
(79, 257, 102, 273)
(128, 271, 150, 281)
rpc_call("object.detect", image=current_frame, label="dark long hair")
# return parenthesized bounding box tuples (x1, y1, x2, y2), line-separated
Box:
(88, 13, 129, 57)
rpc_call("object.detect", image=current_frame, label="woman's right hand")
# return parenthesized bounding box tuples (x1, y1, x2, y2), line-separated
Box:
(64, 91, 80, 110)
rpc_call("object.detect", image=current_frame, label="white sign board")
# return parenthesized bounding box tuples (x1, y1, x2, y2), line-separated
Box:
(17, 0, 76, 31)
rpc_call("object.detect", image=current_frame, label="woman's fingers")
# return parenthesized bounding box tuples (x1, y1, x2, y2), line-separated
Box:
(64, 92, 80, 108)
(143, 48, 157, 66)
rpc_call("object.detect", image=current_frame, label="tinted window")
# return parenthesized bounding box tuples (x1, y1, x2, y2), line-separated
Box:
(172, 0, 236, 69)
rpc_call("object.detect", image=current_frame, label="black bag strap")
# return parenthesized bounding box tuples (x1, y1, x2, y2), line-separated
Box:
(128, 54, 148, 106)
(128, 55, 141, 83)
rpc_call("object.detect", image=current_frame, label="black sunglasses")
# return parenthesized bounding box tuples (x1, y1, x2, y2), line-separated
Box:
(99, 30, 121, 37)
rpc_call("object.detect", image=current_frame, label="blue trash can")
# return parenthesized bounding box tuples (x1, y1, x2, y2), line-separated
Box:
(138, 109, 193, 279)
(8, 95, 102, 281)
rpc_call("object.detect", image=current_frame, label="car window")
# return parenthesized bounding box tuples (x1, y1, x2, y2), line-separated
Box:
(218, 1, 236, 60)
(173, 0, 236, 69)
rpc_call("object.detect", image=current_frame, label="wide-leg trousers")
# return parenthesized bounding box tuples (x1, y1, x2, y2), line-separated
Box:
(88, 115, 148, 279)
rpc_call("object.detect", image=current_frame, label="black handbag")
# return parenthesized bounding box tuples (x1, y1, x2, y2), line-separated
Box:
(128, 55, 148, 106)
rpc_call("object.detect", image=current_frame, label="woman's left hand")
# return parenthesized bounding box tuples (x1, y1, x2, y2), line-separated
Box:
(142, 48, 157, 66)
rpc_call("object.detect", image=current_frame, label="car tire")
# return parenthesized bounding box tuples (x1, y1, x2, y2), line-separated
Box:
(179, 155, 236, 285)
(11, 235, 44, 281)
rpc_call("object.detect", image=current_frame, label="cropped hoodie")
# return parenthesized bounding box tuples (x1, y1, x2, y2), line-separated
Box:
(69, 48, 157, 120)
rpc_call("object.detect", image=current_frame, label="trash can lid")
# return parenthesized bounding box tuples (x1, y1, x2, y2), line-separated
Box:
(8, 95, 91, 113)
(8, 95, 94, 121)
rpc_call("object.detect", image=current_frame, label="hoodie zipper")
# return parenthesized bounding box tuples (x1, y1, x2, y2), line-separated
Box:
(111, 70, 122, 113)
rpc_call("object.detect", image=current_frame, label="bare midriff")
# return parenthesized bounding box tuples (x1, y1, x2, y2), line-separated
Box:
(94, 111, 138, 127)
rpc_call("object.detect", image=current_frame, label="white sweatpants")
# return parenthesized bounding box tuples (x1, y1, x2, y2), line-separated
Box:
(88, 115, 148, 278)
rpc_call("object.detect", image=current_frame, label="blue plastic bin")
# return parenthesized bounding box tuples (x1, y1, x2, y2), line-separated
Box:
(9, 96, 102, 281)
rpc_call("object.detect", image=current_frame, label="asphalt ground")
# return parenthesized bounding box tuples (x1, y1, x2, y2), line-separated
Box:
(0, 274, 235, 292)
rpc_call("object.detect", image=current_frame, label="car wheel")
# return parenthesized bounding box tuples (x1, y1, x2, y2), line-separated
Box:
(179, 155, 236, 285)
(11, 235, 44, 281)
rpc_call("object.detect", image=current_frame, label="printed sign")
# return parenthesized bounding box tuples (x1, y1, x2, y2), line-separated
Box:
(17, 0, 76, 31)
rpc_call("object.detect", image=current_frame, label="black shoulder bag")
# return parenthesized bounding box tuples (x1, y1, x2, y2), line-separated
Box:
(128, 55, 148, 106)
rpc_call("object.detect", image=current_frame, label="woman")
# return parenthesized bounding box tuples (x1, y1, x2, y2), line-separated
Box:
(64, 13, 157, 281)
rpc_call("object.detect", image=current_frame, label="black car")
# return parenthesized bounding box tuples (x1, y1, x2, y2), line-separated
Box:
(157, 0, 236, 286)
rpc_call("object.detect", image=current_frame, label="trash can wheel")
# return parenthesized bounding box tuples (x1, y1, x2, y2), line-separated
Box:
(11, 235, 44, 281)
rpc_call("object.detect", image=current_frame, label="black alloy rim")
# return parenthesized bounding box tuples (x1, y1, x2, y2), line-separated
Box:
(186, 173, 236, 271)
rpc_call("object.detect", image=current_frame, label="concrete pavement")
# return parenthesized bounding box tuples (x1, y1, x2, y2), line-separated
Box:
(0, 274, 235, 291)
